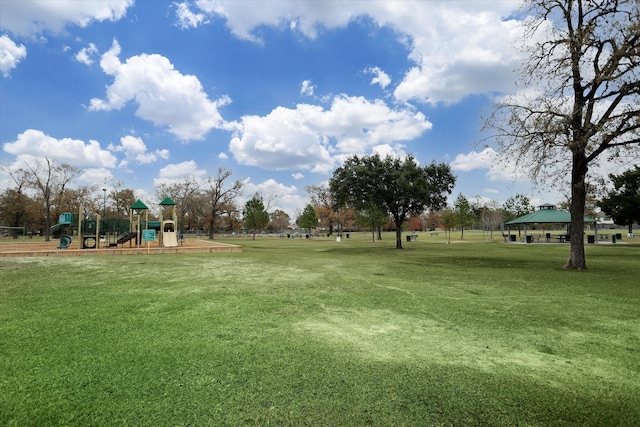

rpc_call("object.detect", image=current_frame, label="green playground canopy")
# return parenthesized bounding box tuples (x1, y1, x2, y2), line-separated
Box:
(159, 197, 176, 206)
(130, 199, 149, 210)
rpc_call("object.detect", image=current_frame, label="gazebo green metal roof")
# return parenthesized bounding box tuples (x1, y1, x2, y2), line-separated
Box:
(505, 204, 595, 225)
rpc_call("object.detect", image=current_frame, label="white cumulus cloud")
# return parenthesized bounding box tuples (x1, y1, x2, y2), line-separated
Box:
(174, 2, 209, 29)
(108, 135, 170, 167)
(451, 147, 527, 182)
(229, 94, 432, 173)
(188, 0, 522, 104)
(364, 66, 391, 89)
(3, 129, 117, 168)
(300, 79, 315, 96)
(159, 160, 207, 178)
(89, 39, 231, 141)
(0, 35, 27, 77)
(0, 0, 133, 36)
(242, 178, 305, 218)
(75, 43, 98, 65)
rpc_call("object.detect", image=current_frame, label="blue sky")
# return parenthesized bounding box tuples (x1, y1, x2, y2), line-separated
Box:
(1, 0, 566, 217)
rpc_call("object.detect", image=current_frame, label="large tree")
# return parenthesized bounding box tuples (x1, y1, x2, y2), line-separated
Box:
(453, 194, 476, 240)
(297, 204, 318, 236)
(599, 166, 640, 235)
(479, 201, 505, 240)
(0, 167, 31, 236)
(243, 195, 269, 240)
(503, 193, 534, 222)
(110, 182, 137, 219)
(155, 176, 201, 229)
(330, 154, 455, 249)
(356, 205, 388, 243)
(487, 0, 640, 269)
(203, 167, 243, 239)
(305, 184, 338, 234)
(269, 209, 291, 232)
(23, 158, 80, 241)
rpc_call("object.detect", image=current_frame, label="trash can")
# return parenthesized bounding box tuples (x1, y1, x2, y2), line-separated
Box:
(510, 235, 516, 242)
(616, 233, 622, 240)
(407, 235, 412, 242)
(526, 235, 532, 243)
(587, 235, 595, 244)
(612, 234, 616, 243)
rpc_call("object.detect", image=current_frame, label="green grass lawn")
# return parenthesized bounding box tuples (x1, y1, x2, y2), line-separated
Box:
(1, 233, 639, 426)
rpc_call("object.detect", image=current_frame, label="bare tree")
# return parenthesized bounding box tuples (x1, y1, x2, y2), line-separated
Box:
(155, 176, 202, 229)
(486, 0, 640, 269)
(110, 182, 137, 219)
(0, 166, 31, 234)
(203, 168, 243, 239)
(23, 158, 80, 241)
(305, 184, 338, 234)
(479, 202, 505, 239)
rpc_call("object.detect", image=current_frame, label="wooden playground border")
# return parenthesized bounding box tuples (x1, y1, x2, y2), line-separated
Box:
(0, 238, 242, 258)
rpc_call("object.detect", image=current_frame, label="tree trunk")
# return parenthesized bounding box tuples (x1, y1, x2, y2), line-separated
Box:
(565, 153, 588, 270)
(208, 217, 215, 239)
(393, 216, 403, 249)
(395, 227, 403, 249)
(44, 206, 51, 242)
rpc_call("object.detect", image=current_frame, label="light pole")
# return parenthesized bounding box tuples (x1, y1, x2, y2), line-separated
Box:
(102, 188, 107, 248)
(102, 188, 106, 220)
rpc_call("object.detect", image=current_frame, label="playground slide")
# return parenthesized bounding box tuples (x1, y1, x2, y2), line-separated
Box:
(117, 232, 137, 245)
(57, 234, 72, 249)
(49, 223, 64, 236)
(163, 231, 178, 247)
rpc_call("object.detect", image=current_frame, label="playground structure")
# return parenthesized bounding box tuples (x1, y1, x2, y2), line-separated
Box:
(51, 198, 180, 250)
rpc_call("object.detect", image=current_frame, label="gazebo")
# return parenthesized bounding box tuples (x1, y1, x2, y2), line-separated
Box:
(504, 203, 597, 243)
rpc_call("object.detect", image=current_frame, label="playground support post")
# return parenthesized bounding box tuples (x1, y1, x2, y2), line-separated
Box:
(78, 205, 83, 250)
(96, 214, 101, 249)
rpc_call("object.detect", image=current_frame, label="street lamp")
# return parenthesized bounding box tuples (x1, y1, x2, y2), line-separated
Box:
(102, 188, 107, 221)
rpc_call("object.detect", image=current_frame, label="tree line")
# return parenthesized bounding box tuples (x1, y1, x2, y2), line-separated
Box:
(2, 157, 637, 246)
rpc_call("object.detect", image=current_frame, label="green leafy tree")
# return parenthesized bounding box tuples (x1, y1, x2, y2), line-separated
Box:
(486, 0, 640, 269)
(330, 154, 455, 249)
(453, 194, 475, 240)
(599, 167, 640, 235)
(243, 195, 270, 240)
(503, 194, 534, 222)
(440, 208, 457, 244)
(297, 204, 318, 236)
(356, 205, 388, 243)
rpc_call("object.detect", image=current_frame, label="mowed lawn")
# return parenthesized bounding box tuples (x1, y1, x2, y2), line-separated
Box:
(1, 233, 639, 426)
